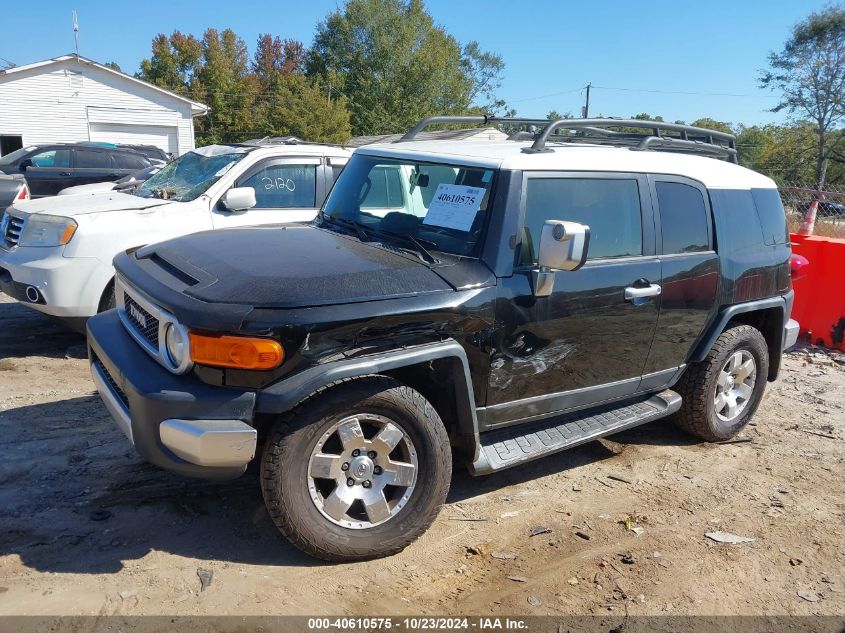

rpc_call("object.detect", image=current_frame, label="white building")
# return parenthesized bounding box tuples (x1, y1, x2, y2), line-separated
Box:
(0, 55, 208, 157)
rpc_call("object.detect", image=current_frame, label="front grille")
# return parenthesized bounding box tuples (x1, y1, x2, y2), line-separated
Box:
(3, 214, 24, 247)
(123, 294, 159, 348)
(92, 352, 129, 409)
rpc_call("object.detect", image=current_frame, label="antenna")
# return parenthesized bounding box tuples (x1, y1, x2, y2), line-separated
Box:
(72, 10, 79, 61)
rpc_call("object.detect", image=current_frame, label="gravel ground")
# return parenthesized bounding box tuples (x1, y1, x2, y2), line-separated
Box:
(0, 294, 843, 617)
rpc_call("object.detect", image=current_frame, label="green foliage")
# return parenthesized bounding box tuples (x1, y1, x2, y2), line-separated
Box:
(306, 0, 505, 135)
(138, 29, 350, 146)
(103, 61, 122, 72)
(690, 118, 734, 135)
(191, 29, 257, 145)
(263, 75, 351, 144)
(761, 5, 845, 186)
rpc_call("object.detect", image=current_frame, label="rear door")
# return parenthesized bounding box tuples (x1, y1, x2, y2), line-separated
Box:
(486, 172, 661, 428)
(72, 148, 121, 187)
(212, 157, 326, 228)
(639, 176, 719, 387)
(112, 151, 150, 177)
(22, 147, 73, 197)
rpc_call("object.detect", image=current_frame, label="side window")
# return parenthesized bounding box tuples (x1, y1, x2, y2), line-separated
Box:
(523, 177, 642, 263)
(360, 166, 404, 210)
(239, 164, 317, 208)
(655, 181, 711, 254)
(75, 149, 112, 169)
(114, 152, 149, 170)
(29, 149, 71, 168)
(751, 188, 789, 245)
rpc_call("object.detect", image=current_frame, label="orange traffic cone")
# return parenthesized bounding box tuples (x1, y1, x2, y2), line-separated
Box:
(797, 195, 820, 236)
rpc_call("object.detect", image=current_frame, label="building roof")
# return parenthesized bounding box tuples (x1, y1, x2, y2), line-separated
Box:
(0, 54, 208, 116)
(355, 139, 776, 190)
(348, 127, 507, 147)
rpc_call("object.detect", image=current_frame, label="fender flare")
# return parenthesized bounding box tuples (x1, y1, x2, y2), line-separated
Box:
(255, 340, 481, 460)
(690, 295, 790, 380)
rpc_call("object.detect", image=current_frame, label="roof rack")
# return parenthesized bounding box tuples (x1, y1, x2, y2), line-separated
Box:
(241, 136, 305, 146)
(399, 115, 738, 163)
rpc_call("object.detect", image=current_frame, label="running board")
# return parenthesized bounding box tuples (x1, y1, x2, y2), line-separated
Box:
(470, 390, 682, 475)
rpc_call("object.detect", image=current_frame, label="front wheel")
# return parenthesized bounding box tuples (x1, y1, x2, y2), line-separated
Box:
(260, 377, 452, 561)
(672, 324, 769, 441)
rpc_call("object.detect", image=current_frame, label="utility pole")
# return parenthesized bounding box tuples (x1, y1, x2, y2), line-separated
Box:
(582, 82, 591, 118)
(72, 10, 79, 62)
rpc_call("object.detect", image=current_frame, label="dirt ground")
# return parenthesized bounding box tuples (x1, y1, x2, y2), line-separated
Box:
(1, 293, 843, 618)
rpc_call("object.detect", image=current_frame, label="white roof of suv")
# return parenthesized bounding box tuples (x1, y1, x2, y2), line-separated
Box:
(356, 140, 775, 190)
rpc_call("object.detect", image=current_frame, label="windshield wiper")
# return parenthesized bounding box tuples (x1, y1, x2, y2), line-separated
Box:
(324, 216, 371, 241)
(375, 229, 440, 265)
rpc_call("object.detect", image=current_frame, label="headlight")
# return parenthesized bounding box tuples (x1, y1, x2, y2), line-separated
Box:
(164, 323, 189, 369)
(18, 214, 77, 247)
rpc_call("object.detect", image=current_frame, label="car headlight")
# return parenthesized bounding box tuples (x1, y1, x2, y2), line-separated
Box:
(18, 214, 78, 247)
(164, 323, 189, 369)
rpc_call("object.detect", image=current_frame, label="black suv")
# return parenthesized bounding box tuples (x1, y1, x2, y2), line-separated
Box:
(0, 143, 152, 197)
(87, 117, 799, 561)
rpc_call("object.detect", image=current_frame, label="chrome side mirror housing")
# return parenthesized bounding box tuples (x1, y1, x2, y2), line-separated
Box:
(532, 220, 590, 297)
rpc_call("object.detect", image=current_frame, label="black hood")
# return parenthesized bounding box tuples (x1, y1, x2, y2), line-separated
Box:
(134, 224, 455, 309)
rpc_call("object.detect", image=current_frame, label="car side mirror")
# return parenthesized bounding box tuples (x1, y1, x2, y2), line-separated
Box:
(220, 187, 256, 212)
(532, 220, 590, 297)
(19, 159, 33, 172)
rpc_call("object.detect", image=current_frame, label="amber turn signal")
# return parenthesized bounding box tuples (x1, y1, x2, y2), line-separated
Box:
(189, 333, 284, 370)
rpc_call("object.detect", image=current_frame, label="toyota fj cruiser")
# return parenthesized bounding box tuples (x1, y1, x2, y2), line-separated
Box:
(87, 116, 799, 561)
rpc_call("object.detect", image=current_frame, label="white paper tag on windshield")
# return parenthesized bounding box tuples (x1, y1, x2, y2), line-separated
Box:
(423, 184, 483, 232)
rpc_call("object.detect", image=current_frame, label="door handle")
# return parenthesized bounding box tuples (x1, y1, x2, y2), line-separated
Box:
(624, 284, 662, 301)
(59, 172, 72, 176)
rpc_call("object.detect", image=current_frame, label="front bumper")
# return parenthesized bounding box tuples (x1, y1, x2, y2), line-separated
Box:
(87, 309, 258, 480)
(0, 244, 102, 317)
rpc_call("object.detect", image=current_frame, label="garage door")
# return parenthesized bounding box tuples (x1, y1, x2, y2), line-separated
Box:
(88, 123, 178, 155)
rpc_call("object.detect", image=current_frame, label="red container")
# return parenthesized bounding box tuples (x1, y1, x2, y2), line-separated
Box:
(790, 233, 845, 350)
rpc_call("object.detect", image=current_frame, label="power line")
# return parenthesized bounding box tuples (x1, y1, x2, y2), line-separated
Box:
(508, 86, 585, 104)
(591, 84, 779, 99)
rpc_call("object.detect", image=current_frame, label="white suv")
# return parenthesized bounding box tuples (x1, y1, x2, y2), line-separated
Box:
(0, 141, 350, 327)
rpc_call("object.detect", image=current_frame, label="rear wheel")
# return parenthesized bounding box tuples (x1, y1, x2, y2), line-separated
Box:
(260, 377, 451, 561)
(672, 324, 769, 441)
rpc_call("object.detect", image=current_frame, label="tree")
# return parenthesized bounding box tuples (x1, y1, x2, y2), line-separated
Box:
(307, 0, 505, 135)
(754, 124, 819, 184)
(461, 41, 505, 112)
(190, 28, 258, 145)
(760, 5, 845, 188)
(138, 31, 202, 94)
(631, 112, 664, 122)
(104, 61, 122, 72)
(264, 75, 352, 143)
(253, 34, 305, 91)
(691, 118, 734, 134)
(735, 124, 776, 170)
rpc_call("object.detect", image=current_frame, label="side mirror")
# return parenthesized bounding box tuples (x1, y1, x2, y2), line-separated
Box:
(220, 187, 256, 212)
(19, 159, 33, 172)
(532, 220, 590, 297)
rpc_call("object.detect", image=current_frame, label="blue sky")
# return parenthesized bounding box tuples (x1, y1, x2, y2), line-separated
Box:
(1, 0, 831, 126)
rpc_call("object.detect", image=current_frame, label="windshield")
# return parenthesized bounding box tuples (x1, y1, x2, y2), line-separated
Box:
(321, 154, 496, 257)
(0, 146, 36, 166)
(135, 145, 250, 202)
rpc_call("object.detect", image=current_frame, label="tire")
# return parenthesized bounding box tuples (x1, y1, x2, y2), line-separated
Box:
(260, 377, 452, 562)
(98, 280, 116, 313)
(672, 324, 769, 441)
